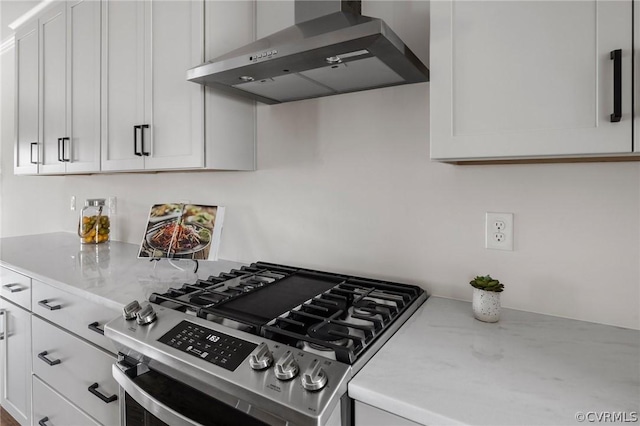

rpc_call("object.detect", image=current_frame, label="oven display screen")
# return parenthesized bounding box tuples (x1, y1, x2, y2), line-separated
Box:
(158, 321, 257, 371)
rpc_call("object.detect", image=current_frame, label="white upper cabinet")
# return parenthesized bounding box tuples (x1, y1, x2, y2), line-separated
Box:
(430, 0, 633, 161)
(15, 0, 101, 176)
(15, 0, 255, 175)
(66, 0, 102, 173)
(145, 0, 204, 170)
(14, 21, 39, 175)
(39, 4, 67, 174)
(100, 0, 146, 171)
(101, 0, 255, 172)
(101, 0, 205, 171)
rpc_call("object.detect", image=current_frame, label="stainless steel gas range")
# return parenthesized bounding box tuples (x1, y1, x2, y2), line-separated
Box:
(105, 262, 427, 426)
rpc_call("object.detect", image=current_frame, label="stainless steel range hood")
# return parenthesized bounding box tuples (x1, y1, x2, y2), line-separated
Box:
(187, 0, 429, 104)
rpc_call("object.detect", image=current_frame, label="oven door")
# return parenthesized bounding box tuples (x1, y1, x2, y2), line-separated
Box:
(113, 362, 285, 426)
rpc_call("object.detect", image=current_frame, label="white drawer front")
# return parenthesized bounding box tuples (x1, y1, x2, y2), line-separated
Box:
(32, 279, 119, 353)
(33, 375, 100, 426)
(0, 267, 31, 309)
(32, 316, 120, 426)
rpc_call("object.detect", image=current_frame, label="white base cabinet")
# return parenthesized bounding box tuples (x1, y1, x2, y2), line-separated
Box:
(32, 316, 119, 426)
(430, 0, 634, 162)
(33, 376, 100, 426)
(354, 401, 422, 426)
(0, 267, 121, 425)
(0, 298, 32, 426)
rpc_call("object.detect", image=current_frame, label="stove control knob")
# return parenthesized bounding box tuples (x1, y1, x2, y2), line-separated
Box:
(301, 359, 328, 392)
(274, 351, 299, 381)
(249, 343, 273, 370)
(136, 303, 157, 326)
(123, 300, 142, 320)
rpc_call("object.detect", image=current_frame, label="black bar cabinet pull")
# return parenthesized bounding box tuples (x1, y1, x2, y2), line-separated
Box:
(88, 383, 118, 403)
(38, 351, 61, 366)
(88, 321, 104, 335)
(134, 125, 142, 156)
(62, 137, 70, 162)
(38, 299, 61, 311)
(610, 49, 622, 123)
(2, 283, 23, 293)
(38, 417, 50, 426)
(57, 138, 63, 162)
(30, 142, 38, 164)
(140, 124, 150, 156)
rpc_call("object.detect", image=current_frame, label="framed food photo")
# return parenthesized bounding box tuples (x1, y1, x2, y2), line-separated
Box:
(138, 203, 225, 260)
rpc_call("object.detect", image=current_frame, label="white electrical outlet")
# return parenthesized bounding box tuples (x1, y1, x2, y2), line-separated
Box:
(70, 196, 76, 211)
(486, 212, 514, 251)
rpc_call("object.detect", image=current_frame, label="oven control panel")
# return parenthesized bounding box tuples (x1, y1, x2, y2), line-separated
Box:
(158, 321, 257, 371)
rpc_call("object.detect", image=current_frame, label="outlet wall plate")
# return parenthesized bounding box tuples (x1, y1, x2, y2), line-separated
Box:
(486, 212, 514, 251)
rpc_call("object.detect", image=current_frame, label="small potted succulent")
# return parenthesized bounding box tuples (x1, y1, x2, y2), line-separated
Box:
(470, 275, 504, 323)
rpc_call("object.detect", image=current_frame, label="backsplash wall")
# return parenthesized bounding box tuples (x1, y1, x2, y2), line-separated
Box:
(1, 1, 638, 330)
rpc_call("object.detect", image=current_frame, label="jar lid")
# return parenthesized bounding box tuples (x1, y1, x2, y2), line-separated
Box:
(85, 198, 106, 207)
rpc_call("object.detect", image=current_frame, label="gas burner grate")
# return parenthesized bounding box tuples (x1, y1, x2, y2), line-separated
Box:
(148, 261, 424, 364)
(261, 276, 421, 364)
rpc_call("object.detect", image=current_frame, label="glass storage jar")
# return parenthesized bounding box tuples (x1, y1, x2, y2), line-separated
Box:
(78, 198, 110, 244)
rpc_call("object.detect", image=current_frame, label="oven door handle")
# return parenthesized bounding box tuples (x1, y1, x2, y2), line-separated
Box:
(112, 364, 201, 426)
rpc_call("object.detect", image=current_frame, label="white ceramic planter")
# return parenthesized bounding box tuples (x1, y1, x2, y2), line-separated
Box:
(472, 288, 501, 323)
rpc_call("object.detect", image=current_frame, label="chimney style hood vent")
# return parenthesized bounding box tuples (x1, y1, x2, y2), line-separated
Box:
(187, 0, 429, 104)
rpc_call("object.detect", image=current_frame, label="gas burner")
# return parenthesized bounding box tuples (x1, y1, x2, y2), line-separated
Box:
(306, 295, 348, 318)
(353, 300, 381, 316)
(307, 323, 350, 348)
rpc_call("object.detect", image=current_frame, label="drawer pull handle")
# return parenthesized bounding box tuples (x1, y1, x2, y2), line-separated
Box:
(38, 299, 61, 311)
(38, 416, 50, 426)
(38, 351, 61, 366)
(2, 283, 24, 293)
(88, 321, 105, 335)
(88, 383, 118, 403)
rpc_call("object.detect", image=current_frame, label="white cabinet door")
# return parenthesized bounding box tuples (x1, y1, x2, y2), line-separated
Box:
(39, 3, 67, 174)
(102, 0, 204, 171)
(66, 0, 101, 173)
(101, 0, 145, 171)
(33, 376, 100, 426)
(0, 299, 32, 426)
(430, 1, 633, 161)
(14, 21, 39, 175)
(144, 0, 204, 170)
(32, 316, 119, 426)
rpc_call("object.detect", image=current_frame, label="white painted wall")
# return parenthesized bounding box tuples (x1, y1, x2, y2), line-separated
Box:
(0, 1, 638, 330)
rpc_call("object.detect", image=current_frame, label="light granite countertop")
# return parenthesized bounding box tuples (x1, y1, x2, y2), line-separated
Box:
(348, 297, 640, 426)
(0, 232, 244, 311)
(3, 233, 638, 425)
